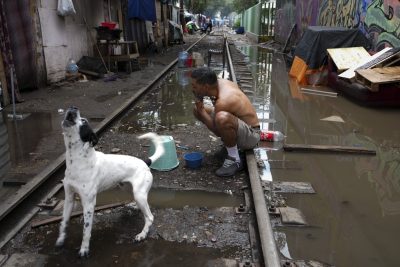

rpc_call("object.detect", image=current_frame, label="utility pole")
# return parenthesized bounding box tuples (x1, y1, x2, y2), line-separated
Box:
(180, 0, 186, 32)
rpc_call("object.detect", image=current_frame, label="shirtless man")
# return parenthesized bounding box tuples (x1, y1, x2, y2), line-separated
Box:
(191, 67, 260, 177)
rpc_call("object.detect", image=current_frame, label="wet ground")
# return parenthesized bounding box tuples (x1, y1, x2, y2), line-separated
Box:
(1, 27, 400, 267)
(0, 30, 258, 266)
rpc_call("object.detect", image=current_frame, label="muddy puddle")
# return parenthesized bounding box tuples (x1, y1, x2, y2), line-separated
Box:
(117, 67, 227, 133)
(54, 186, 242, 209)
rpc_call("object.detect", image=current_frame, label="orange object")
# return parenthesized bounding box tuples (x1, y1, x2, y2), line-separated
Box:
(289, 56, 308, 83)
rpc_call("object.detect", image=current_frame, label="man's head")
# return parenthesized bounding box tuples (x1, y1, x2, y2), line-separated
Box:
(190, 67, 217, 101)
(191, 67, 217, 85)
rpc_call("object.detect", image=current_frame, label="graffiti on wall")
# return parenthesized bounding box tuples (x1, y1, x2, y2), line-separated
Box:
(274, 0, 296, 44)
(317, 0, 358, 27)
(275, 0, 400, 50)
(364, 0, 400, 50)
(296, 0, 320, 35)
(316, 0, 400, 49)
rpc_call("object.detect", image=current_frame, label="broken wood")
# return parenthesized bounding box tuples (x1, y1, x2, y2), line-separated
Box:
(355, 66, 400, 92)
(300, 87, 338, 97)
(31, 201, 129, 228)
(283, 144, 376, 155)
(272, 181, 315, 194)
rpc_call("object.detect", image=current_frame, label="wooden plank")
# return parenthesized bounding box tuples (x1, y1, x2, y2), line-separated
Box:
(31, 201, 129, 228)
(355, 66, 400, 92)
(338, 47, 391, 80)
(271, 181, 315, 194)
(300, 87, 338, 97)
(327, 47, 371, 72)
(283, 144, 376, 155)
(356, 67, 400, 83)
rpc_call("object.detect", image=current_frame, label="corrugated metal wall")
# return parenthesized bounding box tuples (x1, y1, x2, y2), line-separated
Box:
(0, 114, 10, 180)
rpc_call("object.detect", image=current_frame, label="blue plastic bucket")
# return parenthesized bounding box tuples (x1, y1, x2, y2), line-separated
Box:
(183, 152, 203, 169)
(149, 135, 179, 171)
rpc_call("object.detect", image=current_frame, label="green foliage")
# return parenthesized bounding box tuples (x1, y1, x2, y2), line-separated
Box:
(233, 19, 241, 29)
(184, 0, 234, 17)
(232, 0, 258, 13)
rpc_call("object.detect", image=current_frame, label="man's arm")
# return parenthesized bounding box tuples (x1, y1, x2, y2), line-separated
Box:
(194, 101, 218, 135)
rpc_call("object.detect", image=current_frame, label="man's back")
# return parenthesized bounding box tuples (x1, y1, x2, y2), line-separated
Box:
(216, 79, 259, 126)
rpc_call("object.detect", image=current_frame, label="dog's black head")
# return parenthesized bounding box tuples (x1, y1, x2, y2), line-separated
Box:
(62, 106, 98, 147)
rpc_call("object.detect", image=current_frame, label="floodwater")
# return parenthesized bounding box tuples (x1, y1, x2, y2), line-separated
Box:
(240, 45, 400, 267)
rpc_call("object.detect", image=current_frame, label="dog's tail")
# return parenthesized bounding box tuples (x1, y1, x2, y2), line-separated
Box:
(138, 133, 165, 166)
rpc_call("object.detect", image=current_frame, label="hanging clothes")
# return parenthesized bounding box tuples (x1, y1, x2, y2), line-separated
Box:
(0, 0, 23, 103)
(128, 0, 156, 22)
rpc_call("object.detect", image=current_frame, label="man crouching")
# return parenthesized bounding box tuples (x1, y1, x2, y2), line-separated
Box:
(191, 67, 260, 177)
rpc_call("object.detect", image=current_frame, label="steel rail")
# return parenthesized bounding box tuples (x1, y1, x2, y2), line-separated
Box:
(0, 35, 207, 223)
(226, 40, 281, 266)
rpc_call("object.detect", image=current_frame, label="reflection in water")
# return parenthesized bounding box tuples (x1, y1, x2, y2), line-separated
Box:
(240, 45, 400, 266)
(5, 112, 52, 165)
(57, 187, 242, 209)
(118, 69, 196, 133)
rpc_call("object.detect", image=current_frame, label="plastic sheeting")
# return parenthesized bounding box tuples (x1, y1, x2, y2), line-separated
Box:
(128, 0, 156, 22)
(294, 26, 371, 69)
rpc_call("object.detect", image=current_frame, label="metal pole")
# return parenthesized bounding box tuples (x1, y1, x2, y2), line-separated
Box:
(247, 152, 281, 267)
(10, 68, 16, 119)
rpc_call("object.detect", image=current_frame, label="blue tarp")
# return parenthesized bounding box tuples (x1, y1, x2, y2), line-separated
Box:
(128, 0, 156, 22)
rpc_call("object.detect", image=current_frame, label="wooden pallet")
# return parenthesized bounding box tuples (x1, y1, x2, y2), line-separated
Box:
(355, 66, 400, 91)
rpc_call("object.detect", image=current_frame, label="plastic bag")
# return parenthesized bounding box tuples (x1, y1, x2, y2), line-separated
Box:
(66, 58, 78, 74)
(57, 0, 76, 16)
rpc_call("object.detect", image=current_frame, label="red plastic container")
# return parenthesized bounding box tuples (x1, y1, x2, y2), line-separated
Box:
(101, 21, 117, 30)
(185, 54, 193, 67)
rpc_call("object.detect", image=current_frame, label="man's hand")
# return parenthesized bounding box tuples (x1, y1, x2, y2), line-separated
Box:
(195, 100, 204, 111)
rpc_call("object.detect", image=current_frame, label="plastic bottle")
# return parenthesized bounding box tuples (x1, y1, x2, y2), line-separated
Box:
(260, 130, 285, 142)
(178, 51, 188, 68)
(66, 58, 78, 74)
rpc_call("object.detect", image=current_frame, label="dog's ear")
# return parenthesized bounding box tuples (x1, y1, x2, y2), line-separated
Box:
(79, 119, 98, 147)
(89, 132, 99, 147)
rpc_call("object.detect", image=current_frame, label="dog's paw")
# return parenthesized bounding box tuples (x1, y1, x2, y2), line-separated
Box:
(134, 233, 146, 242)
(78, 248, 90, 258)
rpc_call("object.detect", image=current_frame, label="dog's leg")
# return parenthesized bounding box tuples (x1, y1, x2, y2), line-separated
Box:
(78, 194, 96, 257)
(132, 173, 154, 242)
(56, 184, 74, 247)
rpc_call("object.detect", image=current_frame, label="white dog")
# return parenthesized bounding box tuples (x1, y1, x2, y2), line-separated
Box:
(55, 106, 164, 257)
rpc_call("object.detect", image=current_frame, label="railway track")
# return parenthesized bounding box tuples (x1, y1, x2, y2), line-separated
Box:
(0, 33, 282, 267)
